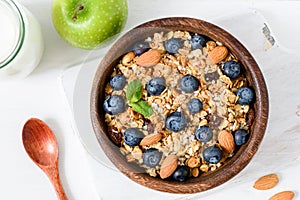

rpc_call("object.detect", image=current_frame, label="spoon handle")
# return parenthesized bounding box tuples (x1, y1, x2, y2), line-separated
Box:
(46, 167, 68, 200)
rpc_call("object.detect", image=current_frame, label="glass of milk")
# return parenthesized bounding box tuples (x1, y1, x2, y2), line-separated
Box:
(0, 0, 44, 79)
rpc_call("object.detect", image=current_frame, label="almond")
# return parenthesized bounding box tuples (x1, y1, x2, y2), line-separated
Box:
(140, 133, 162, 146)
(253, 173, 279, 190)
(136, 49, 161, 67)
(269, 191, 295, 200)
(218, 130, 235, 153)
(160, 154, 178, 179)
(208, 46, 228, 64)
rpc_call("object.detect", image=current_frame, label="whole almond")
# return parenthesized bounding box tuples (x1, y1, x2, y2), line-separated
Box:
(136, 49, 161, 67)
(218, 130, 235, 153)
(269, 191, 294, 200)
(140, 133, 162, 146)
(208, 46, 228, 64)
(253, 173, 279, 190)
(160, 154, 178, 179)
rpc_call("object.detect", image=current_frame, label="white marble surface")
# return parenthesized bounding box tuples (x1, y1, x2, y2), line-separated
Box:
(1, 1, 300, 200)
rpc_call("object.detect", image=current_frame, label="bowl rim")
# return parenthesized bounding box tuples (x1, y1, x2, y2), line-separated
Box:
(90, 17, 269, 194)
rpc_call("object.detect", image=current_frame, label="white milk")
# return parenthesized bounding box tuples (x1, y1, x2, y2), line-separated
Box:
(0, 0, 44, 79)
(0, 2, 19, 62)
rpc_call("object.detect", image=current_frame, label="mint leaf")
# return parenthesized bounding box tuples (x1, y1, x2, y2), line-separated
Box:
(126, 79, 142, 103)
(130, 89, 142, 103)
(130, 100, 153, 117)
(126, 80, 153, 117)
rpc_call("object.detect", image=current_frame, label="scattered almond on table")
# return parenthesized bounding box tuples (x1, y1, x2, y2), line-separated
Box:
(253, 173, 295, 200)
(269, 191, 295, 200)
(253, 173, 279, 190)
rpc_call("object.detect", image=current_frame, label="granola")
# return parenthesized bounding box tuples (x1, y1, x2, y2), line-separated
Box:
(102, 30, 255, 181)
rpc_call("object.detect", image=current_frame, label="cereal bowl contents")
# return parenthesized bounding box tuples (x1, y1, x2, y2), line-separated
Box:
(103, 29, 255, 178)
(91, 17, 268, 193)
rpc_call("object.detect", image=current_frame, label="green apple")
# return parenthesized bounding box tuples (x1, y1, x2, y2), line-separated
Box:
(52, 0, 128, 50)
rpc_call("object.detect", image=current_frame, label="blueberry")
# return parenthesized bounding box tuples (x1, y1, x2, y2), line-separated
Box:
(180, 75, 199, 93)
(124, 128, 144, 146)
(110, 74, 126, 91)
(188, 98, 203, 114)
(103, 95, 125, 115)
(165, 112, 187, 132)
(195, 126, 213, 143)
(222, 61, 241, 79)
(133, 41, 150, 56)
(190, 34, 206, 50)
(234, 129, 249, 146)
(236, 86, 255, 105)
(172, 165, 190, 182)
(203, 145, 223, 164)
(146, 77, 166, 96)
(143, 148, 162, 167)
(165, 38, 183, 54)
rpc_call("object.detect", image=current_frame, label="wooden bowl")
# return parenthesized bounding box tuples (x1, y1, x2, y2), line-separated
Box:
(90, 17, 269, 194)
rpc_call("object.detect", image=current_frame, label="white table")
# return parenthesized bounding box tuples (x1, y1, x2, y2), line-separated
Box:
(1, 1, 300, 200)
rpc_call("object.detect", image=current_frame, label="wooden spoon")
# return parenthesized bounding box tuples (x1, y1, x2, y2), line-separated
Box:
(22, 118, 67, 200)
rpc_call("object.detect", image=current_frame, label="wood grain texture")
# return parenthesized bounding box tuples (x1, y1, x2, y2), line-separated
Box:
(22, 118, 68, 200)
(90, 17, 269, 194)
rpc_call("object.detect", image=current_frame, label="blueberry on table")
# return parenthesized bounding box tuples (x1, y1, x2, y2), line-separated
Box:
(172, 165, 190, 182)
(222, 61, 241, 79)
(195, 126, 213, 143)
(143, 148, 162, 167)
(188, 98, 203, 114)
(165, 112, 187, 132)
(203, 145, 223, 164)
(124, 128, 144, 146)
(236, 86, 255, 105)
(103, 95, 125, 115)
(234, 129, 249, 146)
(146, 77, 166, 96)
(190, 34, 206, 50)
(165, 38, 183, 54)
(110, 74, 126, 91)
(180, 75, 199, 93)
(133, 41, 150, 56)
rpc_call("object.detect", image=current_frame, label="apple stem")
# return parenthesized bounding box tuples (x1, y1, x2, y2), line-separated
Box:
(72, 4, 84, 22)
